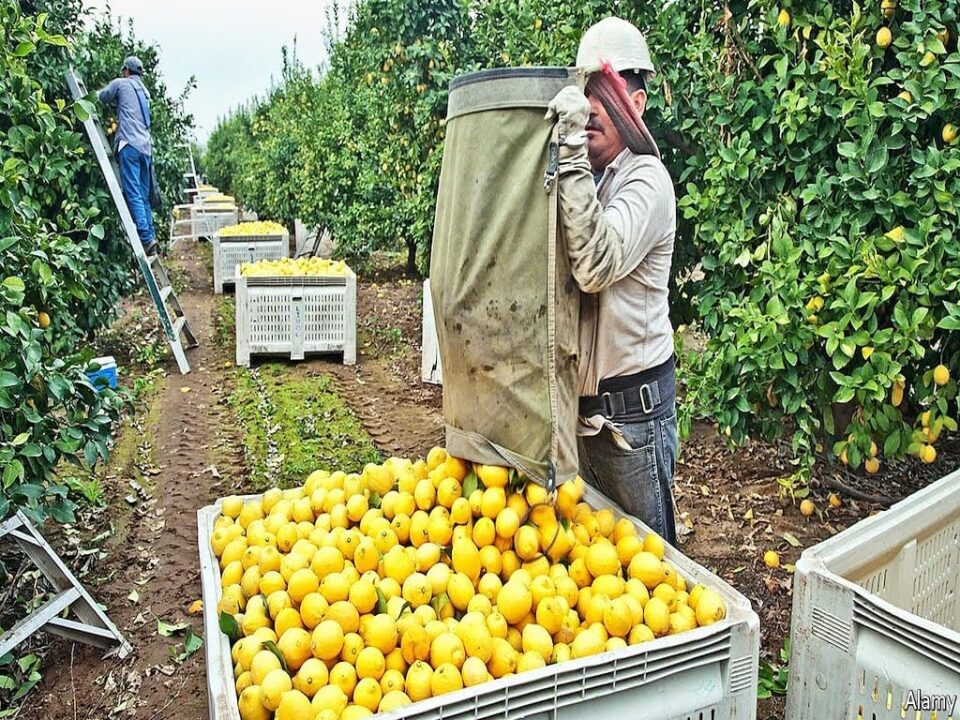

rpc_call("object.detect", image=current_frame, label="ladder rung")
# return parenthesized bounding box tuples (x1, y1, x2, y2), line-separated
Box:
(172, 316, 186, 337)
(0, 587, 81, 658)
(159, 285, 173, 302)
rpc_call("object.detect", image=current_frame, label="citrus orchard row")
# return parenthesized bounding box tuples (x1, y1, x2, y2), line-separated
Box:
(212, 449, 727, 720)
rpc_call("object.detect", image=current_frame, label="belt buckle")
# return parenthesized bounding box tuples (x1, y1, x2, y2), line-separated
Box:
(601, 392, 614, 417)
(639, 384, 654, 414)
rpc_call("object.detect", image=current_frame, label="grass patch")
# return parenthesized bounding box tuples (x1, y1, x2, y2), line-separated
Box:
(213, 294, 236, 351)
(229, 364, 380, 489)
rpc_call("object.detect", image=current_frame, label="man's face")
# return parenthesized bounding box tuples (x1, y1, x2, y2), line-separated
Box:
(585, 93, 624, 174)
(585, 85, 648, 173)
(122, 67, 131, 78)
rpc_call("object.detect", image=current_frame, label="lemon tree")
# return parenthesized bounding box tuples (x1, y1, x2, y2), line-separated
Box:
(669, 0, 960, 468)
(0, 0, 194, 524)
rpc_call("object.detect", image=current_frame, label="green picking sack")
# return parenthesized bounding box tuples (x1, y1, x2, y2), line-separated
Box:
(430, 67, 579, 490)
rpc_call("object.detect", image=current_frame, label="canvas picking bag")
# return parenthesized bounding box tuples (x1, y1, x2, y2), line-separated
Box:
(430, 67, 580, 490)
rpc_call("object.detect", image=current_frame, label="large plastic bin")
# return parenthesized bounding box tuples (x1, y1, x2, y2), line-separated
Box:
(234, 271, 357, 367)
(786, 469, 960, 719)
(212, 230, 289, 294)
(198, 484, 759, 720)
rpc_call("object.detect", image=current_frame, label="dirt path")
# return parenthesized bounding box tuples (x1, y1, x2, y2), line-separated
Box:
(22, 243, 244, 720)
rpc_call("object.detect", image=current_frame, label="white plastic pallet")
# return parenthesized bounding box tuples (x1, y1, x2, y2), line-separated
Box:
(421, 279, 443, 385)
(212, 231, 289, 294)
(786, 469, 960, 720)
(198, 485, 759, 720)
(234, 272, 357, 366)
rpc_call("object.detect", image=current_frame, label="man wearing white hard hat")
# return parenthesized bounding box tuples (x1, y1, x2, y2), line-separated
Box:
(546, 17, 678, 543)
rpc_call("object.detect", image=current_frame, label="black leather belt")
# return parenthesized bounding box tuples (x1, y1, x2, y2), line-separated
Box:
(579, 362, 675, 421)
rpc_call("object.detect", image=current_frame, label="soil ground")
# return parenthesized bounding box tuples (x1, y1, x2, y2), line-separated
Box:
(8, 240, 958, 720)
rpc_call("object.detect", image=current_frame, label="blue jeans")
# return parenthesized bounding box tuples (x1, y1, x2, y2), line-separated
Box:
(578, 403, 679, 544)
(118, 145, 155, 244)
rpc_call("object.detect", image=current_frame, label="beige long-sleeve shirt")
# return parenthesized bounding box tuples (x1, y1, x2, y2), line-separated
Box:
(557, 144, 676, 403)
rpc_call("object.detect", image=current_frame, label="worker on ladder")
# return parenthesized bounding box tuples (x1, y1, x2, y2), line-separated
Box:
(546, 18, 679, 544)
(99, 56, 158, 256)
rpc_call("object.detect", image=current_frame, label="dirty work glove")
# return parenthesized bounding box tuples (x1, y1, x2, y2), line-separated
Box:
(545, 86, 590, 146)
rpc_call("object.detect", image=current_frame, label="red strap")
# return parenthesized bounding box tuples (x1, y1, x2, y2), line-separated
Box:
(585, 61, 660, 158)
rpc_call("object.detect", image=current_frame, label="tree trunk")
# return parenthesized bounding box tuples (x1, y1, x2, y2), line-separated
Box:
(406, 239, 419, 276)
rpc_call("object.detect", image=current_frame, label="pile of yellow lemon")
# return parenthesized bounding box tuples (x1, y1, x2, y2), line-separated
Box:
(220, 222, 289, 238)
(240, 257, 353, 278)
(202, 193, 236, 204)
(212, 448, 727, 720)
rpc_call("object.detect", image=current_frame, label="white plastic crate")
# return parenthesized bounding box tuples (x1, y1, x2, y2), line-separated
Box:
(421, 278, 443, 385)
(198, 484, 759, 720)
(234, 271, 357, 366)
(195, 205, 239, 239)
(212, 231, 289, 294)
(786, 469, 960, 720)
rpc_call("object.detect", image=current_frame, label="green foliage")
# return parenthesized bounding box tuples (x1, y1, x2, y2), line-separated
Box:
(758, 638, 790, 699)
(228, 365, 381, 489)
(0, 1, 194, 523)
(207, 0, 959, 464)
(675, 0, 960, 465)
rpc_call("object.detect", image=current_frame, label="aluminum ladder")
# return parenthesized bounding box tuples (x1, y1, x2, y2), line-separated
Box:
(66, 68, 197, 374)
(0, 512, 131, 659)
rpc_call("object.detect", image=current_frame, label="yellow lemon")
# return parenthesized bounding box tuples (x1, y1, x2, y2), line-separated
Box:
(237, 686, 271, 720)
(404, 660, 434, 701)
(363, 614, 399, 654)
(250, 649, 282, 685)
(487, 638, 517, 677)
(521, 623, 553, 662)
(480, 487, 506, 519)
(603, 597, 632, 638)
(430, 662, 464, 696)
(446, 572, 475, 611)
(475, 464, 509, 488)
(311, 684, 348, 716)
(461, 656, 488, 687)
(495, 507, 520, 538)
(311, 620, 344, 661)
(356, 646, 386, 680)
(330, 661, 358, 697)
(353, 677, 382, 712)
(695, 589, 726, 627)
(293, 658, 329, 698)
(378, 690, 413, 712)
(275, 689, 312, 720)
(261, 667, 293, 711)
(642, 532, 666, 560)
(628, 551, 665, 589)
(430, 632, 466, 669)
(933, 364, 950, 386)
(496, 580, 533, 625)
(221, 495, 243, 519)
(452, 537, 481, 582)
(644, 597, 671, 637)
(277, 626, 312, 671)
(570, 627, 604, 659)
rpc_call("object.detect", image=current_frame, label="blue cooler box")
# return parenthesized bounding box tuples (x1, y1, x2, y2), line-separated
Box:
(86, 356, 118, 390)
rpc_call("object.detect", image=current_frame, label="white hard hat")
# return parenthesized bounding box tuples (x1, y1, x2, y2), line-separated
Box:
(576, 17, 655, 79)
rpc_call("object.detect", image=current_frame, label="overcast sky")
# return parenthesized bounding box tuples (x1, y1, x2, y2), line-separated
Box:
(87, 0, 337, 143)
